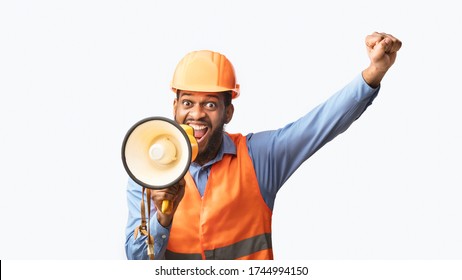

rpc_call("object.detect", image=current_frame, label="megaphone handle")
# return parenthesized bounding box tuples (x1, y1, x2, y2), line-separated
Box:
(161, 199, 172, 214)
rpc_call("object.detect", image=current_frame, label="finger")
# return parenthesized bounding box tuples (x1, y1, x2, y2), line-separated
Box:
(388, 36, 402, 53)
(154, 184, 184, 202)
(170, 179, 185, 197)
(381, 37, 393, 53)
(365, 32, 384, 49)
(151, 190, 176, 205)
(379, 33, 402, 53)
(369, 36, 388, 58)
(175, 181, 185, 201)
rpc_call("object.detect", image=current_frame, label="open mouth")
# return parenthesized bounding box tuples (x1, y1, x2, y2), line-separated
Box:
(189, 124, 209, 142)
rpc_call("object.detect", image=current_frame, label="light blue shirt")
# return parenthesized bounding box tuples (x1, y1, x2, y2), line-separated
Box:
(125, 74, 380, 259)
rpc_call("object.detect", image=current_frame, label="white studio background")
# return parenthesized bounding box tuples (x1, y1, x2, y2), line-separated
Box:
(0, 0, 461, 260)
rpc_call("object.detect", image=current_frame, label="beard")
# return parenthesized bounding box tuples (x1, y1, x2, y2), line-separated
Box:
(174, 113, 227, 166)
(194, 121, 224, 165)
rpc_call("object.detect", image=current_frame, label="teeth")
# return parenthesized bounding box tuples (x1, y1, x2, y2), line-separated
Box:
(190, 124, 207, 131)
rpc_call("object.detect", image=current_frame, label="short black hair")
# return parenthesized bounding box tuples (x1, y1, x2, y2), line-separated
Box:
(222, 91, 233, 107)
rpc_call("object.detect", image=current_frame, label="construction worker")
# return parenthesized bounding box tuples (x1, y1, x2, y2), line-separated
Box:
(125, 32, 402, 259)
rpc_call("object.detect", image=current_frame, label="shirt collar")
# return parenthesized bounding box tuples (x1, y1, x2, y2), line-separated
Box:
(190, 133, 236, 168)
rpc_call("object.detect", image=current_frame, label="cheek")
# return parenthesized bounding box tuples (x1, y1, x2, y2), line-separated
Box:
(210, 112, 226, 128)
(173, 109, 185, 123)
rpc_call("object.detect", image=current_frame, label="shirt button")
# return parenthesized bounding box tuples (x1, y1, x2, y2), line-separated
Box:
(161, 235, 167, 239)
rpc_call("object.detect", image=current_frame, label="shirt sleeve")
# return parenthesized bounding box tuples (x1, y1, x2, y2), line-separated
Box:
(247, 74, 380, 210)
(125, 178, 170, 260)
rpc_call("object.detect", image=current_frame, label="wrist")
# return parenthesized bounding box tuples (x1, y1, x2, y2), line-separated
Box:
(157, 212, 173, 227)
(362, 65, 388, 88)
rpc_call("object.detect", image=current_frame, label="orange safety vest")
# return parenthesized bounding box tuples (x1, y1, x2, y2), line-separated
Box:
(166, 133, 273, 260)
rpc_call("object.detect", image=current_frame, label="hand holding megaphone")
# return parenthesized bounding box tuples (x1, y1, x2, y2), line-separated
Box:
(150, 178, 185, 226)
(122, 117, 198, 214)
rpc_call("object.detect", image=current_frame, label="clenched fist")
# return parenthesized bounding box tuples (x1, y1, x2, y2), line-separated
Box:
(151, 178, 186, 227)
(362, 32, 402, 88)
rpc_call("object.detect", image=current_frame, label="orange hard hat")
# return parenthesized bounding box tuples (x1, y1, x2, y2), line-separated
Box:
(171, 50, 240, 99)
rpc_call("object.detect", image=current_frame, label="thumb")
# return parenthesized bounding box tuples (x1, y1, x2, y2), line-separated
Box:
(372, 37, 390, 58)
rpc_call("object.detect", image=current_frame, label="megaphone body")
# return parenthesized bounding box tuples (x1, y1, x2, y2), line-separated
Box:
(122, 116, 198, 213)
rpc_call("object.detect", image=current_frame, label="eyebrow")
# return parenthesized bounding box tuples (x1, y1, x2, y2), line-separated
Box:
(180, 93, 220, 100)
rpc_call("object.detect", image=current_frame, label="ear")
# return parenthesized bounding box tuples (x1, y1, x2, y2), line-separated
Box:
(225, 104, 234, 124)
(173, 98, 178, 117)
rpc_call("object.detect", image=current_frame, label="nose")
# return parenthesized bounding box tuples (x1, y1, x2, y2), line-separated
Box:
(188, 103, 206, 120)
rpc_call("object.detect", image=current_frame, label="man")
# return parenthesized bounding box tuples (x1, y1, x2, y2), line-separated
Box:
(125, 32, 402, 260)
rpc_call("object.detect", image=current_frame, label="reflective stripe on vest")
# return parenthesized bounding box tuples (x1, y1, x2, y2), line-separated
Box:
(166, 233, 271, 260)
(165, 250, 202, 260)
(204, 233, 272, 260)
(166, 133, 273, 260)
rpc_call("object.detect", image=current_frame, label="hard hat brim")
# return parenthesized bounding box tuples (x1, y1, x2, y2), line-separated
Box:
(171, 84, 240, 99)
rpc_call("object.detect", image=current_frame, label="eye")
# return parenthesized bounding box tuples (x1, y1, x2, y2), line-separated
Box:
(181, 100, 192, 107)
(204, 102, 217, 109)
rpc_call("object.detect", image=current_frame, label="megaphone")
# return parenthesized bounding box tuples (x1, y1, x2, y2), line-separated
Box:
(121, 116, 198, 213)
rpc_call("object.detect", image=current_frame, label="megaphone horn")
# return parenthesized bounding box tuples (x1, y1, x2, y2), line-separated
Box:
(122, 116, 198, 213)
